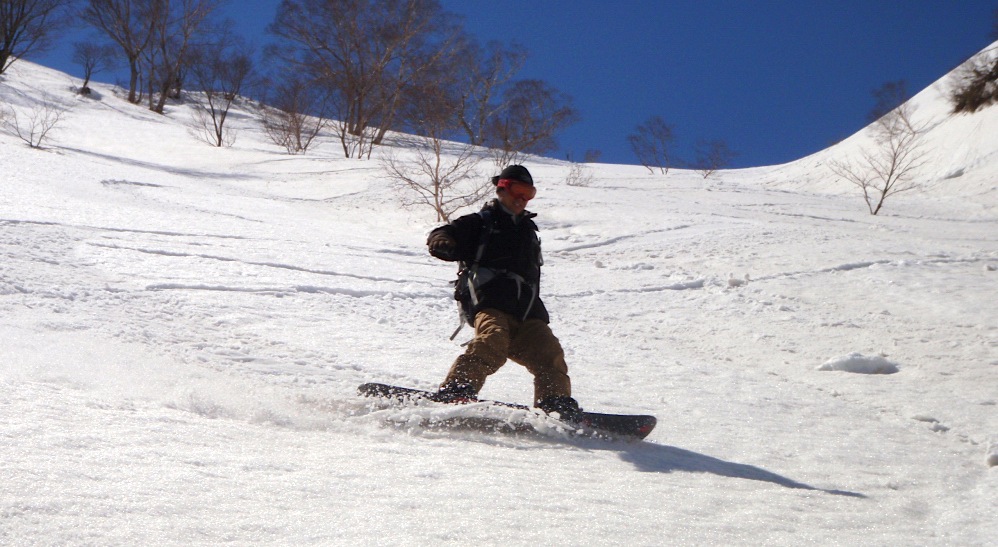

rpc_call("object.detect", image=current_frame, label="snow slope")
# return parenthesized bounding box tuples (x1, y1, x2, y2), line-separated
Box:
(1, 58, 996, 545)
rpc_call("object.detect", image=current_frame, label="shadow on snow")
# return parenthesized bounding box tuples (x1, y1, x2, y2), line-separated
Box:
(613, 442, 866, 498)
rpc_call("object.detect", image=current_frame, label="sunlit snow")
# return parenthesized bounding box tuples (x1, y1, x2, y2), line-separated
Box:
(2, 51, 996, 544)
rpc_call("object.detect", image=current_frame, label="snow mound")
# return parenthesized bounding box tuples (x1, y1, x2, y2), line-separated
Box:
(817, 353, 900, 374)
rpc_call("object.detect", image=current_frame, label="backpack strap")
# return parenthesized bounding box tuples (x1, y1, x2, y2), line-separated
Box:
(449, 209, 496, 340)
(465, 209, 495, 307)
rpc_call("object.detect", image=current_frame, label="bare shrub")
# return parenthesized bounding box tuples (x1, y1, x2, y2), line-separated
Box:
(261, 79, 329, 155)
(693, 139, 737, 179)
(950, 46, 998, 114)
(189, 105, 235, 147)
(628, 116, 674, 174)
(1, 103, 68, 148)
(262, 107, 325, 155)
(582, 149, 602, 163)
(564, 162, 594, 187)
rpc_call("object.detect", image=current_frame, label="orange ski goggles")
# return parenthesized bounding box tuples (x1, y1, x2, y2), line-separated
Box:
(496, 178, 537, 201)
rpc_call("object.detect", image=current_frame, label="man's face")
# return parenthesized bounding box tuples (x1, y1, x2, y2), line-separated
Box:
(496, 179, 535, 215)
(498, 188, 529, 215)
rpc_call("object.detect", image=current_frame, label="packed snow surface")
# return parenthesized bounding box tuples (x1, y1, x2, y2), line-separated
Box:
(2, 58, 996, 545)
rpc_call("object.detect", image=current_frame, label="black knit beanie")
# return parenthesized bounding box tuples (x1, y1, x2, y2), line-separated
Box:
(491, 165, 534, 186)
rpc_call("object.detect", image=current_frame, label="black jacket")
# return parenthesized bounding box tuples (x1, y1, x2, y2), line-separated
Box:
(429, 200, 549, 323)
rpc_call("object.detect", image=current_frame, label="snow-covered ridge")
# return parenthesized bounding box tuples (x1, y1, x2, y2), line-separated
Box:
(731, 40, 998, 206)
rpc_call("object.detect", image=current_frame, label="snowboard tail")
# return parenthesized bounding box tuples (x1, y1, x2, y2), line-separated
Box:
(358, 382, 656, 440)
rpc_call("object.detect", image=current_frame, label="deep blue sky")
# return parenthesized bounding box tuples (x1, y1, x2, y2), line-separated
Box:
(32, 0, 997, 168)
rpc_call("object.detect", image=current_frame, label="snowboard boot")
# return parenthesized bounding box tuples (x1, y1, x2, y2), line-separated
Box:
(429, 382, 478, 404)
(537, 396, 582, 422)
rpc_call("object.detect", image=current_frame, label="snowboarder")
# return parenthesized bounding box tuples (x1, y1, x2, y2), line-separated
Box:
(426, 165, 582, 419)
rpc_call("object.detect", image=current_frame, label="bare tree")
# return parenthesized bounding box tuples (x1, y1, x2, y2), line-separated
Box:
(261, 77, 329, 154)
(452, 37, 583, 169)
(82, 0, 160, 104)
(456, 39, 526, 146)
(483, 79, 579, 168)
(1, 102, 69, 148)
(382, 76, 487, 222)
(829, 102, 927, 215)
(269, 0, 461, 158)
(693, 139, 737, 179)
(867, 80, 908, 123)
(382, 140, 487, 222)
(144, 0, 221, 114)
(73, 41, 118, 95)
(627, 116, 674, 174)
(370, 16, 465, 147)
(186, 26, 254, 146)
(0, 0, 68, 75)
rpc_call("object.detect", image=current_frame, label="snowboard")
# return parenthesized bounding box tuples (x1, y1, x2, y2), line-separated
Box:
(358, 382, 657, 440)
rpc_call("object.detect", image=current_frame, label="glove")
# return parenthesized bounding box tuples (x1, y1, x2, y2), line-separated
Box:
(427, 232, 457, 260)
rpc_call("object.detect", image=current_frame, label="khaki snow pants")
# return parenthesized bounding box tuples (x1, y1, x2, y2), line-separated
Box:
(441, 308, 572, 405)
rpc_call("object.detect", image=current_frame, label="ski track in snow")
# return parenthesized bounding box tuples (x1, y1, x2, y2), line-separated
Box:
(1, 60, 996, 544)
